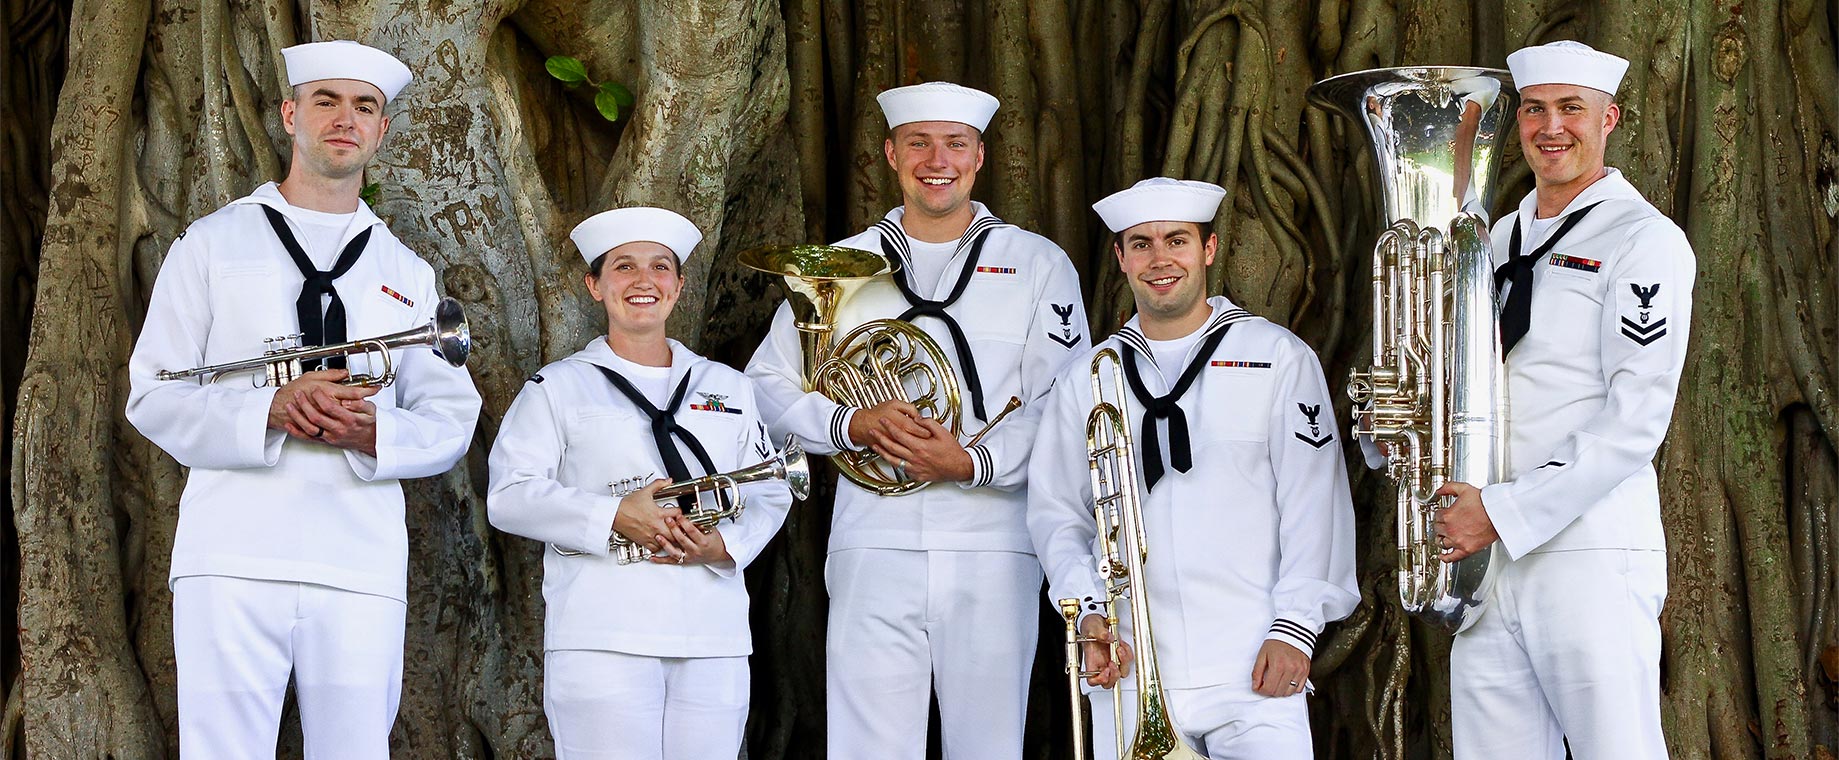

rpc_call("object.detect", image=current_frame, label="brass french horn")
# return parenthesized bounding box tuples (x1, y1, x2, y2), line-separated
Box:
(740, 245, 1018, 496)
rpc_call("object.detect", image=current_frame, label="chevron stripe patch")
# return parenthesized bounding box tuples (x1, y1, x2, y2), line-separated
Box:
(1620, 316, 1668, 346)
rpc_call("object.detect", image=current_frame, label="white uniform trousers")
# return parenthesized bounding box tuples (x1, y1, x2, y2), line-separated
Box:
(1087, 680, 1312, 759)
(825, 548, 1042, 759)
(172, 575, 406, 760)
(1451, 548, 1668, 759)
(544, 650, 750, 760)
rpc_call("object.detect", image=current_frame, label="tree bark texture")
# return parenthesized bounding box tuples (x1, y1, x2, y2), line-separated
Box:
(2, 1, 1834, 758)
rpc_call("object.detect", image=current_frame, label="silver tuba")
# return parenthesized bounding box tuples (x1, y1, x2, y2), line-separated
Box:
(1307, 67, 1516, 634)
(1059, 348, 1204, 760)
(157, 297, 471, 387)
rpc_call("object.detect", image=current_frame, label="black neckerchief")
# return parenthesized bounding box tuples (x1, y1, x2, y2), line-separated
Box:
(1494, 201, 1605, 357)
(595, 366, 717, 505)
(1118, 324, 1234, 491)
(261, 205, 372, 371)
(873, 215, 1006, 421)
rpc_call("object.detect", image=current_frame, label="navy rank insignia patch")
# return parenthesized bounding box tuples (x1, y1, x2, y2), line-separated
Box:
(1048, 302, 1080, 348)
(690, 391, 743, 414)
(1294, 402, 1333, 449)
(1549, 254, 1602, 273)
(527, 374, 545, 384)
(1620, 282, 1668, 346)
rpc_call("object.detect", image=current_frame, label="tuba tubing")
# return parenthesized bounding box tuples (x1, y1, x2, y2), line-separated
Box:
(1308, 67, 1515, 634)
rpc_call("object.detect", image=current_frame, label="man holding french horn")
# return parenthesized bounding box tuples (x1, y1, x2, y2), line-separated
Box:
(745, 82, 1088, 757)
(1027, 178, 1359, 758)
(1433, 41, 1695, 758)
(125, 42, 481, 758)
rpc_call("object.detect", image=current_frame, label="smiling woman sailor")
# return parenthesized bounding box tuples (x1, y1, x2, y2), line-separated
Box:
(486, 207, 795, 760)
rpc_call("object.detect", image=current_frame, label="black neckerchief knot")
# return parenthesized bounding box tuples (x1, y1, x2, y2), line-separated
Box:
(261, 205, 372, 371)
(876, 218, 1003, 421)
(596, 366, 718, 507)
(1118, 324, 1233, 491)
(1494, 201, 1604, 357)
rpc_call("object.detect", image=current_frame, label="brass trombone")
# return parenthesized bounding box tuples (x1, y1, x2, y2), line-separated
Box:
(554, 436, 811, 564)
(157, 297, 471, 388)
(1059, 348, 1204, 760)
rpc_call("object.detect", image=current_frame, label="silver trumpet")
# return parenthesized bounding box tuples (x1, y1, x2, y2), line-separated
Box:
(157, 297, 471, 387)
(1059, 348, 1204, 760)
(555, 436, 810, 564)
(1308, 67, 1516, 634)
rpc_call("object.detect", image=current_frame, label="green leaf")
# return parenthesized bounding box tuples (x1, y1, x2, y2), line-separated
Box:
(598, 81, 635, 107)
(359, 182, 381, 207)
(594, 90, 622, 121)
(545, 56, 589, 85)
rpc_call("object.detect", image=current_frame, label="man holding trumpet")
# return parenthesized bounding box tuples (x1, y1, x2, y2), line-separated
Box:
(745, 81, 1087, 758)
(1027, 178, 1358, 758)
(125, 42, 480, 758)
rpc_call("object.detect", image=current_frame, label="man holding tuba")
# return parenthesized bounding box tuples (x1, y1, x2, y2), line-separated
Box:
(1432, 42, 1695, 758)
(745, 82, 1088, 757)
(1028, 178, 1358, 757)
(487, 207, 794, 759)
(124, 42, 481, 758)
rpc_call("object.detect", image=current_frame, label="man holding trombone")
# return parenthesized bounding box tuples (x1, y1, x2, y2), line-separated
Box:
(1027, 178, 1358, 758)
(125, 42, 480, 758)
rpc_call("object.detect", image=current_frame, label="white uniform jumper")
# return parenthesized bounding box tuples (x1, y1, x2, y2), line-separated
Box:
(744, 203, 1088, 758)
(126, 182, 481, 759)
(488, 339, 793, 760)
(1453, 168, 1695, 759)
(1028, 296, 1359, 759)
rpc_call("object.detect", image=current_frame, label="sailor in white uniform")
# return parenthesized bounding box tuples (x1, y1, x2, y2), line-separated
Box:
(488, 207, 794, 760)
(1433, 41, 1696, 759)
(744, 82, 1088, 758)
(125, 41, 481, 759)
(1028, 178, 1358, 759)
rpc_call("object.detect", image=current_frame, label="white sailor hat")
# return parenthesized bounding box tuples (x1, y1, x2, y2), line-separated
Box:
(877, 82, 1001, 133)
(1092, 177, 1228, 233)
(282, 41, 414, 102)
(1505, 40, 1628, 96)
(570, 207, 704, 268)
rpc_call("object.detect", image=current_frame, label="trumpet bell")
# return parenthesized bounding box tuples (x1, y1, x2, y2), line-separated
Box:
(432, 297, 471, 367)
(777, 438, 813, 501)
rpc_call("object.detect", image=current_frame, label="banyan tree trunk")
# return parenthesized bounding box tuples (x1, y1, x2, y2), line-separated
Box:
(2, 1, 1834, 758)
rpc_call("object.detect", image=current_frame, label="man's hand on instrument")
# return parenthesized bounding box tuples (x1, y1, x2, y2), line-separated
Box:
(647, 517, 733, 567)
(612, 480, 680, 553)
(847, 399, 927, 448)
(279, 373, 381, 456)
(871, 416, 974, 483)
(1251, 639, 1311, 698)
(271, 370, 373, 434)
(1433, 481, 1498, 562)
(1079, 614, 1133, 688)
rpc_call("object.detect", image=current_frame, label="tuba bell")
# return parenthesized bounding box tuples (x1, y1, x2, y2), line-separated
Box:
(157, 296, 471, 388)
(740, 244, 1019, 496)
(1058, 348, 1204, 760)
(1307, 67, 1516, 634)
